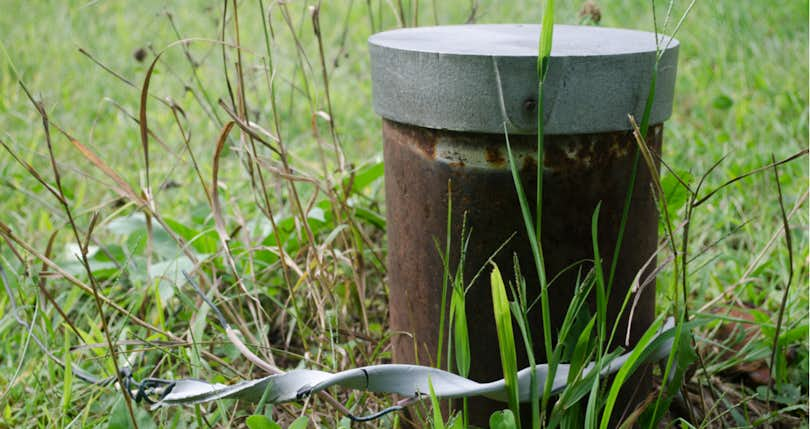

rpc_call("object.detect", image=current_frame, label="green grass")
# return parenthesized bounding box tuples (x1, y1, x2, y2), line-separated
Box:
(0, 0, 807, 428)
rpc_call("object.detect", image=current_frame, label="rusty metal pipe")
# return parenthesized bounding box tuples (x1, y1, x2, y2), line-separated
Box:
(384, 119, 662, 425)
(370, 24, 679, 427)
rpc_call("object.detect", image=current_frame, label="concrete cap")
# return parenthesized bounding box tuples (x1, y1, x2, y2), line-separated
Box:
(369, 24, 679, 135)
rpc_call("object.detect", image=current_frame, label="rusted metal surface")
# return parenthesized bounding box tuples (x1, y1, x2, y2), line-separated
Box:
(383, 119, 663, 426)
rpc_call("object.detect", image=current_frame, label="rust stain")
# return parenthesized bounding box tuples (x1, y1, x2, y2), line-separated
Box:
(485, 145, 506, 166)
(521, 154, 537, 173)
(383, 119, 437, 159)
(543, 125, 662, 173)
(414, 136, 437, 158)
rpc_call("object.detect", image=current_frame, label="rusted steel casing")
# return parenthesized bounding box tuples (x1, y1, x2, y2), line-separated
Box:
(370, 24, 679, 426)
(384, 120, 662, 425)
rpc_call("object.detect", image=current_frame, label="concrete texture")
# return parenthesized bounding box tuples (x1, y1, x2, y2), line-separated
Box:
(369, 24, 679, 134)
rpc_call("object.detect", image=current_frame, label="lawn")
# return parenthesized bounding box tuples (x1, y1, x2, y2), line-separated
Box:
(0, 0, 807, 428)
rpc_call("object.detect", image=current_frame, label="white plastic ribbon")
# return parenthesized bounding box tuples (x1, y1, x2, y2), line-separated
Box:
(153, 318, 675, 409)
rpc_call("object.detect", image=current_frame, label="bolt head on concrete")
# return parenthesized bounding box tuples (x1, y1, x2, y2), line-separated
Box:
(369, 24, 679, 135)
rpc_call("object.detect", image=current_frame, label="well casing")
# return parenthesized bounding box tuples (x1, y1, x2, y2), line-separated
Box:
(369, 24, 679, 427)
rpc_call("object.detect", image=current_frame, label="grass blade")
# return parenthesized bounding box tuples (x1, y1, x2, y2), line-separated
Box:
(490, 263, 520, 427)
(599, 314, 665, 429)
(428, 377, 446, 429)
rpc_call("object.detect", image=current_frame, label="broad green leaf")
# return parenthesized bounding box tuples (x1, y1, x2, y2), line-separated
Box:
(489, 409, 517, 429)
(62, 260, 119, 279)
(344, 161, 384, 194)
(307, 206, 326, 223)
(712, 93, 734, 110)
(245, 415, 282, 429)
(148, 255, 196, 299)
(288, 415, 309, 429)
(450, 414, 466, 429)
(660, 170, 694, 217)
(351, 205, 385, 229)
(108, 213, 179, 258)
(779, 323, 808, 344)
(164, 217, 217, 254)
(107, 398, 156, 429)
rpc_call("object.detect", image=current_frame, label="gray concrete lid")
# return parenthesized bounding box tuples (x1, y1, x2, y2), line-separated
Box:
(369, 24, 679, 135)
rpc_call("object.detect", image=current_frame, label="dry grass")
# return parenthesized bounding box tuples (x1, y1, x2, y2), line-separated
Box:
(0, 1, 806, 428)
